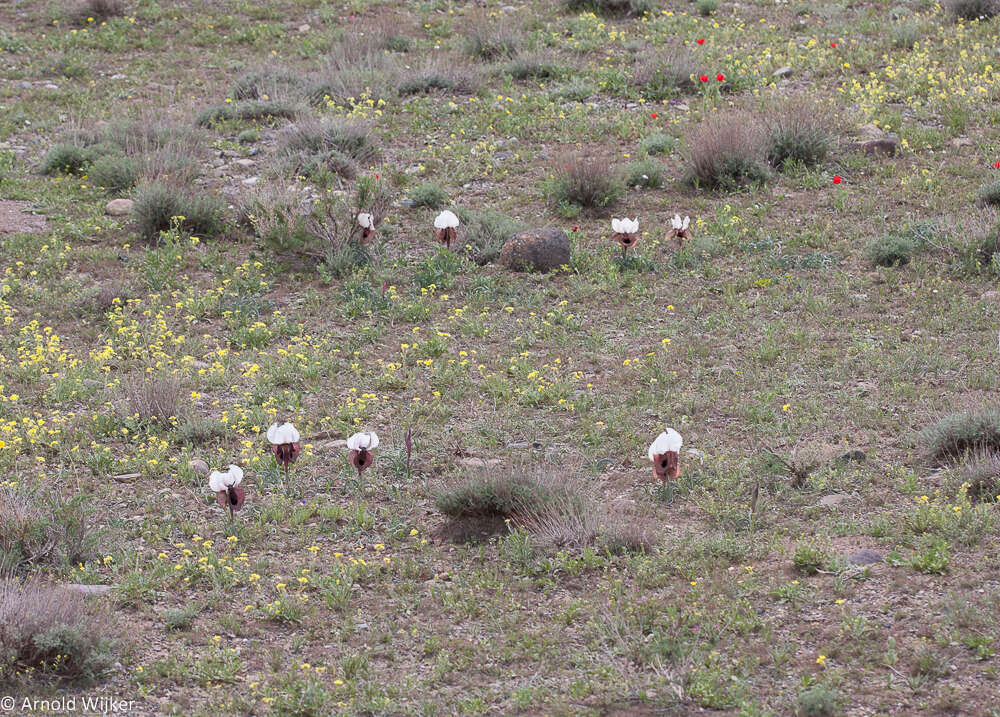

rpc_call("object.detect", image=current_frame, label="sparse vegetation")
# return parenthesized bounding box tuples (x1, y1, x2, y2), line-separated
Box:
(549, 154, 624, 214)
(684, 112, 770, 189)
(8, 0, 1000, 712)
(947, 0, 998, 21)
(920, 408, 1000, 464)
(764, 98, 835, 167)
(132, 180, 225, 240)
(0, 579, 113, 680)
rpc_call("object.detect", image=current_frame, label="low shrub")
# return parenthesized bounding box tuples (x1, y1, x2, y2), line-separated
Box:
(88, 153, 139, 193)
(278, 117, 379, 182)
(506, 53, 562, 80)
(764, 98, 835, 168)
(797, 685, 840, 717)
(397, 62, 481, 96)
(562, 0, 655, 17)
(683, 112, 770, 190)
(0, 578, 113, 681)
(196, 100, 298, 127)
(465, 24, 521, 61)
(455, 207, 523, 264)
(132, 180, 225, 240)
(632, 50, 697, 100)
(406, 182, 448, 209)
(549, 154, 624, 214)
(1, 486, 99, 571)
(624, 157, 665, 188)
(640, 132, 677, 155)
(977, 180, 1000, 207)
(867, 233, 916, 267)
(960, 453, 1000, 503)
(121, 373, 185, 425)
(920, 408, 1000, 464)
(435, 467, 561, 520)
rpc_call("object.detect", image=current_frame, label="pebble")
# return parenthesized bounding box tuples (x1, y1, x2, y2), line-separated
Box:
(105, 198, 134, 216)
(847, 549, 883, 565)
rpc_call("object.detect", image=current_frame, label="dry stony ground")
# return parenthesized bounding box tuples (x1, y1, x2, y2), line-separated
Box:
(1, 0, 1000, 715)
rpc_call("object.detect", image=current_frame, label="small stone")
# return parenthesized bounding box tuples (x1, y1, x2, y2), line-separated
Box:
(499, 227, 570, 273)
(64, 584, 114, 596)
(241, 176, 260, 186)
(399, 198, 417, 208)
(235, 158, 256, 168)
(819, 494, 849, 507)
(297, 23, 311, 33)
(188, 459, 210, 477)
(773, 66, 793, 78)
(951, 137, 974, 148)
(110, 73, 126, 80)
(847, 549, 883, 565)
(105, 198, 134, 216)
(43, 83, 60, 90)
(687, 448, 706, 460)
(320, 439, 349, 450)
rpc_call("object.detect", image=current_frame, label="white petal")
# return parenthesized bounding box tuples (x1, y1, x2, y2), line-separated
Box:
(682, 216, 690, 230)
(611, 218, 623, 233)
(671, 214, 681, 229)
(628, 217, 639, 233)
(227, 464, 244, 486)
(267, 421, 299, 445)
(357, 212, 374, 229)
(648, 428, 683, 460)
(208, 471, 229, 492)
(434, 210, 459, 229)
(367, 432, 380, 449)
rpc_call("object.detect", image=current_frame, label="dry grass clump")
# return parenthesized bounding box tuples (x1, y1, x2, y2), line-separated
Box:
(920, 408, 1000, 464)
(435, 466, 562, 520)
(0, 578, 113, 680)
(464, 21, 521, 61)
(132, 179, 225, 240)
(1, 486, 99, 570)
(683, 111, 770, 190)
(230, 66, 304, 101)
(959, 453, 1000, 503)
(120, 373, 185, 425)
(306, 30, 400, 105)
(506, 52, 563, 80)
(563, 0, 655, 17)
(519, 492, 657, 554)
(397, 60, 481, 96)
(763, 97, 836, 167)
(632, 49, 698, 99)
(549, 153, 625, 214)
(196, 100, 299, 127)
(278, 117, 379, 181)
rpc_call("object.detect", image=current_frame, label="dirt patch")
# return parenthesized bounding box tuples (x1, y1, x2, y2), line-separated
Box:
(0, 200, 48, 235)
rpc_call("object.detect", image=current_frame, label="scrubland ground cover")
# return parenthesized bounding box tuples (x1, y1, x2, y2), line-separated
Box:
(1, 0, 1000, 714)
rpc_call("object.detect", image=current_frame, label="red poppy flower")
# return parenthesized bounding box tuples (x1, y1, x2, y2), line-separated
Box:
(993, 161, 1000, 169)
(830, 41, 837, 48)
(572, 226, 578, 232)
(832, 175, 842, 184)
(716, 73, 725, 82)
(696, 38, 705, 45)
(650, 112, 658, 118)
(699, 74, 709, 82)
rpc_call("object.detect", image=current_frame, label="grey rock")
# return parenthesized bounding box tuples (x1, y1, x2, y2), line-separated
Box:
(819, 493, 849, 507)
(399, 198, 417, 208)
(687, 448, 706, 460)
(847, 549, 883, 565)
(235, 158, 256, 168)
(188, 459, 210, 476)
(859, 122, 885, 139)
(105, 198, 134, 216)
(297, 23, 311, 33)
(773, 66, 793, 78)
(500, 227, 570, 272)
(241, 176, 260, 186)
(856, 138, 900, 156)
